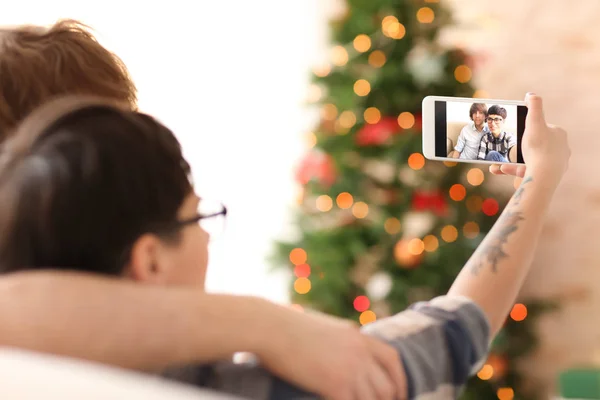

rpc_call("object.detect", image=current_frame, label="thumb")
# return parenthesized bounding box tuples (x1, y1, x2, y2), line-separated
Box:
(525, 92, 546, 125)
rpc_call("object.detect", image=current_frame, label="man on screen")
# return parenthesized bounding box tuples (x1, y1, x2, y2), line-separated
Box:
(450, 102, 489, 160)
(477, 105, 517, 162)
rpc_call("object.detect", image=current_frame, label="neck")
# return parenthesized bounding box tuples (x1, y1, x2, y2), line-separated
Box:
(475, 122, 484, 131)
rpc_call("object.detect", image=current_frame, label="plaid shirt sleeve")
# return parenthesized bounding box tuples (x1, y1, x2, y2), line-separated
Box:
(361, 295, 491, 399)
(165, 295, 490, 400)
(477, 134, 488, 160)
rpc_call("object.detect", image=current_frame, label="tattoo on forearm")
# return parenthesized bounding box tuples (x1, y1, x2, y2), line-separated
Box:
(470, 176, 533, 275)
(513, 176, 533, 205)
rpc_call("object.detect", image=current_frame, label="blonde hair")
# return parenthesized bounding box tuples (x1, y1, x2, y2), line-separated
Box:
(0, 19, 137, 141)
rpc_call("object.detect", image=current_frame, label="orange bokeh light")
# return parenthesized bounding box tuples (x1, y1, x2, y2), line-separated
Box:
(408, 153, 425, 170)
(510, 303, 527, 322)
(289, 248, 307, 265)
(336, 192, 354, 209)
(449, 184, 466, 201)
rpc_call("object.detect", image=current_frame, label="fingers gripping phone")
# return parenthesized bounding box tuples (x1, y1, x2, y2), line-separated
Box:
(422, 96, 527, 165)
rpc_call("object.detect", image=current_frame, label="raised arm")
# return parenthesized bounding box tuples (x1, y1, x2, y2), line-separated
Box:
(448, 93, 570, 336)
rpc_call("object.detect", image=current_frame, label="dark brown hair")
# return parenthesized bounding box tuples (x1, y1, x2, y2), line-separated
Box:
(469, 103, 487, 120)
(487, 105, 507, 120)
(0, 96, 192, 275)
(0, 19, 137, 142)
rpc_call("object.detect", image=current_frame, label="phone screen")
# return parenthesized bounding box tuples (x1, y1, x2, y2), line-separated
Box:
(433, 100, 527, 164)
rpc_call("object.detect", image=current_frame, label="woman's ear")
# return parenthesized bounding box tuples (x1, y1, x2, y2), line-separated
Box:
(125, 234, 168, 284)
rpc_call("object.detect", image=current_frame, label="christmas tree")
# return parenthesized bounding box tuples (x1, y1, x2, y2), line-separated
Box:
(274, 0, 553, 399)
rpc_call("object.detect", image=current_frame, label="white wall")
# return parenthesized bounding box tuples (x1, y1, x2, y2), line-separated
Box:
(446, 101, 517, 135)
(0, 0, 335, 304)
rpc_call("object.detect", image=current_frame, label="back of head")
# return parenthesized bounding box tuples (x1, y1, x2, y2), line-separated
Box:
(0, 19, 137, 142)
(0, 95, 192, 275)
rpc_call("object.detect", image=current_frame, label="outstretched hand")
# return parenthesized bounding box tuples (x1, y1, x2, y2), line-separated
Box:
(488, 92, 569, 182)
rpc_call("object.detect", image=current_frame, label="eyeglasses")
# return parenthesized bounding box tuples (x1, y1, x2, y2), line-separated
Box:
(487, 117, 503, 124)
(176, 198, 228, 238)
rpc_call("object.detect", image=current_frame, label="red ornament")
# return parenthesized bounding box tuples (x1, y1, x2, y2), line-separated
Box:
(295, 150, 337, 187)
(411, 190, 448, 216)
(356, 117, 400, 146)
(353, 295, 370, 312)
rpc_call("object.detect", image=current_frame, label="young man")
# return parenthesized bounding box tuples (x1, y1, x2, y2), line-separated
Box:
(0, 21, 405, 400)
(477, 104, 518, 162)
(450, 102, 488, 160)
(0, 20, 570, 399)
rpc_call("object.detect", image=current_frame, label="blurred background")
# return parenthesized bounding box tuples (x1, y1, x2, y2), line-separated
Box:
(3, 0, 600, 399)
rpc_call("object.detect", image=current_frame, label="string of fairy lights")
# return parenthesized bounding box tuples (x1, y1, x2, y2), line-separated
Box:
(291, 4, 525, 399)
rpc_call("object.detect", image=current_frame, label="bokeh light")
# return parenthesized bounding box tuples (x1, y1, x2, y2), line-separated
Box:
(441, 225, 458, 243)
(477, 364, 494, 380)
(394, 240, 421, 267)
(449, 184, 466, 201)
(443, 161, 458, 167)
(321, 103, 338, 120)
(510, 303, 527, 322)
(497, 388, 515, 400)
(397, 112, 415, 129)
(313, 64, 331, 78)
(354, 79, 371, 96)
(369, 50, 387, 68)
(331, 46, 349, 66)
(364, 107, 381, 124)
(384, 217, 402, 234)
(466, 196, 484, 213)
(416, 7, 435, 23)
(454, 65, 472, 83)
(382, 16, 399, 28)
(289, 248, 307, 265)
(467, 168, 485, 186)
(336, 192, 354, 209)
(482, 198, 499, 216)
(407, 238, 425, 255)
(359, 310, 377, 325)
(352, 202, 369, 218)
(353, 295, 370, 312)
(382, 16, 406, 39)
(473, 89, 489, 98)
(408, 153, 425, 170)
(294, 277, 311, 294)
(387, 23, 406, 39)
(294, 264, 311, 278)
(423, 235, 439, 252)
(307, 84, 322, 103)
(316, 195, 333, 212)
(353, 34, 372, 52)
(463, 222, 480, 239)
(339, 110, 357, 129)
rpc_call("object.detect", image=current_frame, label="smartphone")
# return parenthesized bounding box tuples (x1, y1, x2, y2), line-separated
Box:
(422, 95, 527, 165)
